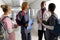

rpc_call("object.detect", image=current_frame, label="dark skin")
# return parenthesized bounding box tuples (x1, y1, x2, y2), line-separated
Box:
(37, 20, 40, 23)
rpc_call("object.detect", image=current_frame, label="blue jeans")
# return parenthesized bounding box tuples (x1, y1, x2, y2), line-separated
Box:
(21, 26, 31, 40)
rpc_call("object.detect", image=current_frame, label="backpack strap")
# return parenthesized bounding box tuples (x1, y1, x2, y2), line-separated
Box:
(1, 16, 9, 31)
(2, 16, 9, 21)
(17, 11, 22, 20)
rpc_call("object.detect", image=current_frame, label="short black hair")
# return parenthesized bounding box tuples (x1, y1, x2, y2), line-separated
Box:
(48, 3, 56, 12)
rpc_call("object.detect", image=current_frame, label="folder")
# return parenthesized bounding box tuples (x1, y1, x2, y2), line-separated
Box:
(27, 19, 34, 30)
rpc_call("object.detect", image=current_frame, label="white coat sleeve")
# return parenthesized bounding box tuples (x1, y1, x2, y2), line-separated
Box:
(37, 10, 42, 22)
(43, 11, 51, 21)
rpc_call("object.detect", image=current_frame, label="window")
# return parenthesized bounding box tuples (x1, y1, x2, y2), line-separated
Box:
(0, 8, 4, 17)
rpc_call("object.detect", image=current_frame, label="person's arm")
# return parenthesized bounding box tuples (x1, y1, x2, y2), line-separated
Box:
(24, 21, 29, 26)
(37, 10, 42, 23)
(36, 11, 39, 23)
(42, 16, 58, 30)
(42, 23, 54, 30)
(43, 11, 51, 21)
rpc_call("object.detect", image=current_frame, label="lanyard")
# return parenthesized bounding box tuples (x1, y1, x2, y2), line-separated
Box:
(41, 8, 46, 30)
(41, 8, 46, 19)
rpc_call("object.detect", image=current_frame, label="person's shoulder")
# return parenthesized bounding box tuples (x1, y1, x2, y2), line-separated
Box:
(44, 10, 48, 13)
(49, 14, 57, 20)
(51, 14, 58, 19)
(44, 10, 48, 15)
(3, 16, 9, 22)
(18, 11, 22, 13)
(54, 13, 58, 18)
(45, 11, 51, 15)
(18, 11, 22, 15)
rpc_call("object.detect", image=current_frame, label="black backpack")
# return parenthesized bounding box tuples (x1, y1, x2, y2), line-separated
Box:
(0, 16, 8, 39)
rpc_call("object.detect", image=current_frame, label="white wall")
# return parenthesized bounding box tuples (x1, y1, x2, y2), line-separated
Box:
(0, 0, 4, 17)
(30, 0, 48, 9)
(29, 0, 43, 19)
(29, 0, 50, 10)
(0, 0, 5, 5)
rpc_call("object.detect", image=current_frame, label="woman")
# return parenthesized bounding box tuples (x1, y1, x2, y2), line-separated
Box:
(43, 3, 58, 40)
(1, 5, 15, 40)
(16, 2, 31, 40)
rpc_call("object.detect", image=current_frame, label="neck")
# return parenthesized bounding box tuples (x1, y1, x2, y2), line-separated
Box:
(4, 12, 9, 16)
(50, 11, 54, 15)
(41, 7, 45, 9)
(22, 9, 27, 13)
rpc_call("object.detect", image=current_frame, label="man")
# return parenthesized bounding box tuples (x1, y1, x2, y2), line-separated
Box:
(37, 1, 51, 40)
(43, 3, 58, 40)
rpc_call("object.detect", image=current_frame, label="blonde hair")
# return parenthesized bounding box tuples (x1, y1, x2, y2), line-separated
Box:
(1, 5, 10, 12)
(22, 2, 28, 10)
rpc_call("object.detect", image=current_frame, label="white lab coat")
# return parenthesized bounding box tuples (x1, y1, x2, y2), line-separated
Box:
(37, 10, 51, 31)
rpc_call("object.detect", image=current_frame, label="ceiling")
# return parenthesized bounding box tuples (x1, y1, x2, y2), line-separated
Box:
(1, 0, 41, 7)
(26, 0, 50, 4)
(24, 0, 36, 4)
(2, 0, 21, 7)
(1, 0, 50, 7)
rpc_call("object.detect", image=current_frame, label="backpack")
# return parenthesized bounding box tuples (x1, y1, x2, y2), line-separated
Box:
(16, 11, 23, 26)
(46, 15, 60, 36)
(0, 16, 8, 39)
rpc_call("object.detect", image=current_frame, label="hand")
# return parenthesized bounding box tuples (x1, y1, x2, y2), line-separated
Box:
(14, 24, 19, 28)
(37, 20, 40, 23)
(42, 20, 47, 25)
(25, 23, 28, 27)
(42, 23, 46, 28)
(37, 18, 42, 23)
